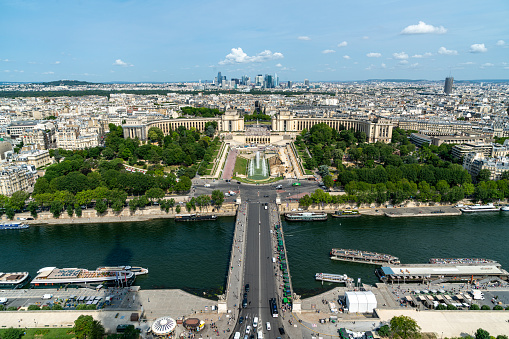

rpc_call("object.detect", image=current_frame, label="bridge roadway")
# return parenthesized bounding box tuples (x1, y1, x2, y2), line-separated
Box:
(232, 202, 285, 339)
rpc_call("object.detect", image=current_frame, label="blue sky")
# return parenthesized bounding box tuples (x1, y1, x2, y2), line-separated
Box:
(0, 0, 508, 82)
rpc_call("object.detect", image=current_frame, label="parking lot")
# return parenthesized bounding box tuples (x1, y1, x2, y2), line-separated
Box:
(0, 287, 134, 311)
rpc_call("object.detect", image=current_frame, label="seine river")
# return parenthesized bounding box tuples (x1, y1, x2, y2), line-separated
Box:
(2, 213, 507, 297)
(1, 218, 234, 296)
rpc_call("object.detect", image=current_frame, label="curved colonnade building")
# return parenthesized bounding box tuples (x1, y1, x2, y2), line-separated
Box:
(122, 108, 393, 144)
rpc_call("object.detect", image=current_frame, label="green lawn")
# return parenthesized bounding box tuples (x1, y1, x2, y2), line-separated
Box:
(0, 328, 75, 339)
(233, 156, 248, 176)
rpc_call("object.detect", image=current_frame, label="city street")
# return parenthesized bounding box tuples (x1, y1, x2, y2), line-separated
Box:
(232, 202, 284, 339)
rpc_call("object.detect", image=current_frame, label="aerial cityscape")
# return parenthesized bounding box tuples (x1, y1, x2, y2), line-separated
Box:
(1, 0, 509, 339)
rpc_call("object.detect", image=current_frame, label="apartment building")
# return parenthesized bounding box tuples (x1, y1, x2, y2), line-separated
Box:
(56, 129, 99, 150)
(17, 150, 52, 168)
(0, 164, 38, 196)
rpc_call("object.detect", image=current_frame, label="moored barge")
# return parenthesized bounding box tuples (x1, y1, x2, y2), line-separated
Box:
(330, 248, 400, 265)
(285, 212, 328, 221)
(31, 267, 135, 288)
(315, 273, 353, 284)
(175, 214, 217, 221)
(0, 272, 30, 289)
(331, 210, 361, 218)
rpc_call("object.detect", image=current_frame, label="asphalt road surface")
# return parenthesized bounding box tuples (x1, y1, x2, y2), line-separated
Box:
(232, 202, 284, 339)
(191, 178, 321, 205)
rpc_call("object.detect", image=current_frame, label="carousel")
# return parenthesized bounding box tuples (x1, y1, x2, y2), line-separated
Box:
(151, 317, 177, 337)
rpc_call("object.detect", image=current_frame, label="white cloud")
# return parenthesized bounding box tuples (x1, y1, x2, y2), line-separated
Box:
(393, 52, 409, 60)
(113, 59, 133, 67)
(365, 64, 375, 70)
(42, 71, 54, 75)
(410, 63, 419, 68)
(438, 47, 458, 55)
(298, 36, 311, 41)
(337, 41, 347, 47)
(381, 63, 386, 69)
(362, 36, 369, 40)
(219, 48, 283, 65)
(470, 43, 487, 53)
(275, 63, 283, 67)
(399, 60, 409, 65)
(401, 21, 447, 34)
(322, 49, 336, 54)
(496, 40, 505, 46)
(460, 61, 475, 65)
(366, 52, 381, 58)
(412, 52, 432, 58)
(54, 61, 61, 64)
(1, 59, 10, 62)
(343, 55, 351, 60)
(482, 63, 494, 67)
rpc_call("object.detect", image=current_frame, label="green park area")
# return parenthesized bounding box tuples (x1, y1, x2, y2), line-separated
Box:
(233, 156, 249, 176)
(0, 328, 74, 339)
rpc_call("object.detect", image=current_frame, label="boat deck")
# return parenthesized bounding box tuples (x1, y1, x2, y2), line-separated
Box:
(0, 272, 29, 283)
(330, 248, 400, 264)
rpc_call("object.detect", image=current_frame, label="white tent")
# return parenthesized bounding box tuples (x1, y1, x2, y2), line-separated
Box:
(345, 291, 377, 313)
(151, 317, 176, 336)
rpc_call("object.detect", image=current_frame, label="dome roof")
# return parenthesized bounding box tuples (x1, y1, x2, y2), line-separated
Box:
(151, 317, 176, 335)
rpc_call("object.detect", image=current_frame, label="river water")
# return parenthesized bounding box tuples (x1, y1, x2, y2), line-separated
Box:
(0, 218, 234, 296)
(284, 213, 509, 297)
(2, 213, 507, 298)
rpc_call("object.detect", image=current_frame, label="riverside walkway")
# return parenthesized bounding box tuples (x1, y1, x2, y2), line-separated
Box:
(224, 202, 248, 314)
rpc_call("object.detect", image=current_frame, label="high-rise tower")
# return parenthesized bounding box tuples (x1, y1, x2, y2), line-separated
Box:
(444, 77, 453, 95)
(217, 72, 222, 86)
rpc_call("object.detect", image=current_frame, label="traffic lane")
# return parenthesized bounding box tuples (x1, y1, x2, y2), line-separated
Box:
(234, 203, 261, 337)
(259, 206, 281, 339)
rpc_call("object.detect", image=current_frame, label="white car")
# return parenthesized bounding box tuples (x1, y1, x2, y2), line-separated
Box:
(204, 184, 211, 187)
(245, 325, 251, 334)
(266, 322, 271, 331)
(253, 317, 258, 328)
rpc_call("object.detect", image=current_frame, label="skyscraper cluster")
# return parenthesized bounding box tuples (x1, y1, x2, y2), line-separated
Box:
(215, 72, 281, 88)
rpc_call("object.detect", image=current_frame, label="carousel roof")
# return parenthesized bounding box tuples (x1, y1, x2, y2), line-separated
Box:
(151, 317, 176, 335)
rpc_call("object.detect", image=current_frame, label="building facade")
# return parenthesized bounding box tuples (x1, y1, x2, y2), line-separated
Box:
(271, 111, 393, 143)
(0, 164, 38, 196)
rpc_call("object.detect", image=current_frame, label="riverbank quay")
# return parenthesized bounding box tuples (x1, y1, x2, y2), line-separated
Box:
(0, 287, 235, 338)
(384, 206, 461, 218)
(278, 201, 465, 218)
(11, 203, 238, 226)
(289, 281, 509, 338)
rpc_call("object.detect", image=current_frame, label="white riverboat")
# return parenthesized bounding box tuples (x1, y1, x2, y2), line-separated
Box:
(31, 267, 135, 288)
(0, 272, 30, 289)
(459, 203, 500, 213)
(96, 265, 148, 276)
(315, 273, 353, 283)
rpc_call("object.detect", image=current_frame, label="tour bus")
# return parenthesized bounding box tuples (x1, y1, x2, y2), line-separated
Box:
(270, 298, 278, 317)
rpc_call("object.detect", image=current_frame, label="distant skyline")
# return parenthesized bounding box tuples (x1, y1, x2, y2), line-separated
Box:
(0, 0, 508, 82)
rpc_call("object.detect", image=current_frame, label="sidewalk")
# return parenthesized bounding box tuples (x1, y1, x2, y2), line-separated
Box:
(225, 203, 248, 315)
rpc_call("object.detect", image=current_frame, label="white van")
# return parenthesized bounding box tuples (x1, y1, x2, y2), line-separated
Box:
(204, 184, 211, 187)
(42, 294, 53, 300)
(257, 330, 264, 339)
(0, 297, 7, 304)
(234, 332, 241, 339)
(253, 317, 258, 328)
(266, 322, 271, 331)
